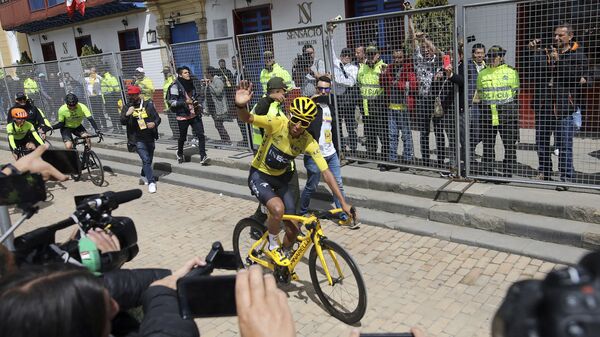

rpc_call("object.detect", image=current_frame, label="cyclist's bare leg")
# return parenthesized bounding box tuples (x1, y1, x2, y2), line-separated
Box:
(265, 197, 284, 237)
(282, 221, 299, 248)
(64, 140, 74, 150)
(81, 132, 91, 148)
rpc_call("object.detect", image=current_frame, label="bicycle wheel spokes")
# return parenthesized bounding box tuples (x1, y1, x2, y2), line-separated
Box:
(309, 240, 367, 324)
(232, 218, 267, 268)
(86, 151, 104, 186)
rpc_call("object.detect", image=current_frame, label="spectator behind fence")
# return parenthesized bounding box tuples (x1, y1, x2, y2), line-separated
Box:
(167, 66, 209, 165)
(161, 66, 180, 140)
(408, 14, 442, 168)
(229, 56, 248, 147)
(260, 51, 293, 94)
(357, 45, 389, 170)
(100, 68, 124, 134)
(380, 48, 417, 171)
(120, 85, 161, 194)
(36, 73, 53, 114)
(293, 44, 325, 97)
(203, 66, 232, 145)
(219, 58, 249, 145)
(529, 23, 589, 191)
(431, 55, 457, 172)
(85, 67, 108, 132)
(133, 67, 155, 101)
(331, 44, 359, 158)
(475, 45, 520, 178)
(23, 71, 40, 105)
(355, 46, 366, 65)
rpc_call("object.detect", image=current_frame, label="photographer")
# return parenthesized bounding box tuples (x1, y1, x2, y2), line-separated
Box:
(0, 257, 204, 337)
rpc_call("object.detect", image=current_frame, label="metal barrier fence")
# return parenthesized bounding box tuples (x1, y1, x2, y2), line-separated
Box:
(463, 0, 600, 189)
(236, 25, 328, 150)
(0, 0, 599, 190)
(325, 5, 458, 173)
(170, 37, 251, 151)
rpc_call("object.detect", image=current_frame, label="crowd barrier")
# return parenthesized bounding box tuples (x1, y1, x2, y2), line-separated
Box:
(0, 0, 597, 190)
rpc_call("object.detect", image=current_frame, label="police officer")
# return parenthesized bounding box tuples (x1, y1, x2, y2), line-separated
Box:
(101, 69, 123, 134)
(357, 45, 390, 170)
(475, 45, 520, 177)
(259, 51, 292, 95)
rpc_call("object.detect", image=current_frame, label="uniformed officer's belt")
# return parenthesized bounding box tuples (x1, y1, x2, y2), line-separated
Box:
(482, 97, 515, 105)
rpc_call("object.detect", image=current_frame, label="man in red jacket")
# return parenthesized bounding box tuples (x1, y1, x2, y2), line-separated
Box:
(380, 49, 417, 171)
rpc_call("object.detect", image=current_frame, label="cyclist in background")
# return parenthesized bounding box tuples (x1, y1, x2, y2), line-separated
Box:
(52, 93, 101, 150)
(7, 92, 52, 140)
(6, 108, 45, 159)
(235, 80, 355, 266)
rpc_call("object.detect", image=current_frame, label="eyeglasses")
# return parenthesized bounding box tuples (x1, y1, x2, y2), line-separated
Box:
(290, 116, 310, 128)
(317, 87, 331, 93)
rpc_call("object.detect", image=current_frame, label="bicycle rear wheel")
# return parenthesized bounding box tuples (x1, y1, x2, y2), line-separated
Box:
(232, 217, 267, 268)
(86, 150, 104, 186)
(308, 239, 367, 324)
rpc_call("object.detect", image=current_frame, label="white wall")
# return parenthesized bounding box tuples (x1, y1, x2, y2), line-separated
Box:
(450, 0, 517, 66)
(205, 0, 346, 75)
(27, 10, 157, 62)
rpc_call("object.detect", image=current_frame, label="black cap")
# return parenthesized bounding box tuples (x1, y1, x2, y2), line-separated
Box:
(267, 77, 286, 91)
(340, 48, 353, 57)
(15, 92, 26, 100)
(487, 45, 506, 58)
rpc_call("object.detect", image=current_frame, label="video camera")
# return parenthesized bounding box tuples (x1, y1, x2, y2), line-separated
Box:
(493, 250, 600, 337)
(9, 189, 141, 273)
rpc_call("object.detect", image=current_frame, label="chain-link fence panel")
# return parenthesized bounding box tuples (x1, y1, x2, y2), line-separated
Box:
(0, 68, 13, 124)
(464, 0, 600, 189)
(77, 53, 124, 135)
(170, 37, 251, 151)
(326, 5, 458, 173)
(237, 25, 328, 150)
(116, 47, 173, 141)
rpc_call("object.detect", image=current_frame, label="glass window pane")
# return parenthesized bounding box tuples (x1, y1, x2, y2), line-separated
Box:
(29, 0, 45, 11)
(48, 0, 64, 7)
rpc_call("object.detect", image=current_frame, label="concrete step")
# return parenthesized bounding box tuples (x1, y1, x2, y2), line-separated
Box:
(98, 156, 589, 265)
(90, 145, 600, 253)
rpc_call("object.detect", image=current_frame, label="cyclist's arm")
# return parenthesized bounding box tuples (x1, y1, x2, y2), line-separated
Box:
(236, 103, 254, 124)
(7, 125, 17, 150)
(30, 127, 45, 146)
(52, 106, 66, 130)
(81, 104, 99, 133)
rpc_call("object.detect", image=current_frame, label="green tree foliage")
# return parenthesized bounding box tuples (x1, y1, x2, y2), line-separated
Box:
(17, 51, 33, 64)
(413, 0, 454, 53)
(80, 44, 105, 71)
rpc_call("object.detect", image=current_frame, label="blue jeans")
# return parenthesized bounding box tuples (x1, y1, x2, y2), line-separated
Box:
(136, 141, 156, 183)
(300, 153, 345, 215)
(388, 109, 414, 161)
(556, 115, 575, 181)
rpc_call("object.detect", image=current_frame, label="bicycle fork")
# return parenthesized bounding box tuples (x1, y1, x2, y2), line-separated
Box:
(315, 238, 345, 286)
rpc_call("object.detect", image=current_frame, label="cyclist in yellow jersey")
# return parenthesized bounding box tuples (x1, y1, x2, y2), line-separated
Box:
(235, 80, 356, 265)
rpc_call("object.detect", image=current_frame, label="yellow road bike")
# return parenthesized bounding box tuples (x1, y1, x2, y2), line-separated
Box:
(232, 208, 367, 324)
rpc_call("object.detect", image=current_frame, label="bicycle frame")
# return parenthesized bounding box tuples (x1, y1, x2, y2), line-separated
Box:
(246, 212, 344, 286)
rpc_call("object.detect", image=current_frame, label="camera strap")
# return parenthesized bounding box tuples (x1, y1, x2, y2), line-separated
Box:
(49, 244, 84, 267)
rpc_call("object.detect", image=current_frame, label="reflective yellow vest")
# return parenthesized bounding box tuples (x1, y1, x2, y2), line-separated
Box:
(163, 76, 175, 109)
(259, 64, 292, 93)
(23, 78, 39, 94)
(476, 64, 519, 126)
(357, 60, 386, 116)
(101, 73, 120, 93)
(251, 100, 285, 147)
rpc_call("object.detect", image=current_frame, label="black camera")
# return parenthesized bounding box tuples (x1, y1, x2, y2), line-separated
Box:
(12, 189, 141, 273)
(493, 251, 600, 337)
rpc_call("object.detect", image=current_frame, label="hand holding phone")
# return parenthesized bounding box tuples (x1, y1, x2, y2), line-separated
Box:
(442, 54, 451, 69)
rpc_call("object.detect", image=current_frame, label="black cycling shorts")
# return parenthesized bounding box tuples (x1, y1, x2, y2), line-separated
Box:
(11, 133, 36, 151)
(60, 125, 88, 142)
(248, 167, 295, 214)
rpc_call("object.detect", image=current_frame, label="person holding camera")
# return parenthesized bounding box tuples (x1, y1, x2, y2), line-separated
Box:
(120, 85, 161, 193)
(0, 257, 204, 337)
(167, 66, 209, 165)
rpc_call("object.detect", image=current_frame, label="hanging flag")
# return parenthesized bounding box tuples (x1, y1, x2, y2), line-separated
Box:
(76, 0, 86, 16)
(66, 0, 86, 17)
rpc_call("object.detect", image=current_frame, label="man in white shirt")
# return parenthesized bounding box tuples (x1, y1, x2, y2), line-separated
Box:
(332, 47, 359, 156)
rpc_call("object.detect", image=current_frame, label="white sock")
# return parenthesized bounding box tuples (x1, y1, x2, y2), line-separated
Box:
(268, 234, 279, 251)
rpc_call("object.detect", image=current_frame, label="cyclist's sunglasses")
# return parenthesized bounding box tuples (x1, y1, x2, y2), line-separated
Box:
(317, 87, 331, 93)
(67, 103, 77, 108)
(290, 115, 310, 128)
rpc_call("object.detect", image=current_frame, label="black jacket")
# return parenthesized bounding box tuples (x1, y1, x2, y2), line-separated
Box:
(166, 79, 199, 117)
(120, 100, 161, 144)
(102, 269, 199, 337)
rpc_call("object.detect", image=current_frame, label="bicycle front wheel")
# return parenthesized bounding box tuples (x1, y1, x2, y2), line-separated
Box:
(232, 217, 267, 268)
(86, 151, 104, 186)
(309, 239, 367, 324)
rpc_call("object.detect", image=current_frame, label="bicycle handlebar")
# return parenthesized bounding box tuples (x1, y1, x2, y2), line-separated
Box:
(308, 206, 357, 226)
(73, 133, 104, 144)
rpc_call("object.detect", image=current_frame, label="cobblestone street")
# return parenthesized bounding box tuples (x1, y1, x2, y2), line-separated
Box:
(1, 151, 560, 337)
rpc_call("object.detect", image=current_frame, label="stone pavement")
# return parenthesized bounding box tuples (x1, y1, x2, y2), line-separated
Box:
(1, 150, 560, 337)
